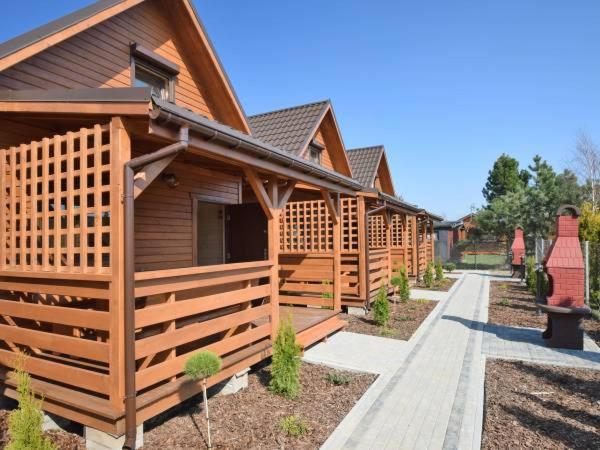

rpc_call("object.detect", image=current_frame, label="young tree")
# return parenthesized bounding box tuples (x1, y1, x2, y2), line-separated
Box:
(372, 284, 390, 327)
(422, 262, 434, 288)
(435, 260, 444, 282)
(7, 355, 56, 450)
(269, 315, 302, 399)
(482, 154, 529, 203)
(524, 155, 560, 240)
(571, 132, 600, 211)
(184, 351, 222, 449)
(556, 169, 583, 206)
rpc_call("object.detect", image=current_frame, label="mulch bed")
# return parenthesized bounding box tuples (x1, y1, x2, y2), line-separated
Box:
(488, 281, 600, 346)
(482, 359, 600, 449)
(413, 277, 456, 292)
(340, 298, 437, 340)
(142, 362, 375, 449)
(0, 409, 85, 449)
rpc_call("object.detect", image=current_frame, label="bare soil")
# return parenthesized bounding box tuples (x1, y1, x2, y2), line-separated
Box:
(142, 362, 375, 449)
(482, 360, 600, 450)
(0, 409, 85, 449)
(489, 281, 600, 346)
(414, 277, 456, 292)
(340, 298, 437, 340)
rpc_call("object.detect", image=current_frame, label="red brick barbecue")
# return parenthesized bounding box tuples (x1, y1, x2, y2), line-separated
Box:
(544, 206, 584, 307)
(539, 205, 590, 349)
(510, 227, 526, 277)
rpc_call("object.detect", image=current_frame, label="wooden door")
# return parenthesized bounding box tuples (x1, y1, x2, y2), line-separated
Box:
(195, 201, 225, 265)
(226, 203, 267, 263)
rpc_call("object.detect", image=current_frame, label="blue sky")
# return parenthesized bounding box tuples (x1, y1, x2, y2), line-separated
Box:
(3, 1, 600, 219)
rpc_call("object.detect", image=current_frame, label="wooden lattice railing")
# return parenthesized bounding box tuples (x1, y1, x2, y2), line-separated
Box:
(133, 261, 273, 392)
(280, 198, 358, 254)
(368, 215, 386, 249)
(0, 124, 113, 274)
(368, 248, 389, 296)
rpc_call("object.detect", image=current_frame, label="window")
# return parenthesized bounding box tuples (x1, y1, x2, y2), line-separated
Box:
(308, 145, 322, 165)
(130, 43, 179, 102)
(134, 62, 172, 101)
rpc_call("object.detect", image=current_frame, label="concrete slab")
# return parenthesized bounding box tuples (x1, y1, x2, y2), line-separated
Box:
(410, 288, 447, 302)
(303, 331, 407, 374)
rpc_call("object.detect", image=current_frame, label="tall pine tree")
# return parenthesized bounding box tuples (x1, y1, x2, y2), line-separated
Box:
(482, 154, 530, 203)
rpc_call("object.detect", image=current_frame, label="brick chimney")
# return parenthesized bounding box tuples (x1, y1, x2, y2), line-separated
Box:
(544, 205, 584, 307)
(510, 227, 525, 265)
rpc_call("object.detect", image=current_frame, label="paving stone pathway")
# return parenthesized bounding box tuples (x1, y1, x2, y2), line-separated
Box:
(312, 271, 600, 450)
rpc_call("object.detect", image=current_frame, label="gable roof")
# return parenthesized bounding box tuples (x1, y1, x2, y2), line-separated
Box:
(346, 146, 383, 188)
(248, 100, 329, 156)
(346, 145, 395, 195)
(247, 100, 353, 176)
(0, 0, 251, 133)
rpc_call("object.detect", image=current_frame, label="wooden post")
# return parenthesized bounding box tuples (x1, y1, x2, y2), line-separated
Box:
(109, 117, 130, 411)
(429, 220, 435, 263)
(412, 216, 418, 278)
(357, 196, 367, 303)
(402, 213, 409, 270)
(321, 190, 341, 311)
(385, 210, 392, 283)
(267, 176, 280, 340)
(332, 195, 341, 312)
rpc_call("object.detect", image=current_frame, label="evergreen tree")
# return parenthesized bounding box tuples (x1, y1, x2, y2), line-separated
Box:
(482, 154, 529, 203)
(269, 315, 302, 399)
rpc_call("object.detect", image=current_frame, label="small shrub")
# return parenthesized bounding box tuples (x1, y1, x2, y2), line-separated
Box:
(435, 260, 444, 282)
(415, 298, 428, 304)
(443, 262, 456, 273)
(380, 327, 397, 337)
(184, 351, 222, 380)
(423, 263, 434, 288)
(500, 283, 508, 290)
(184, 350, 222, 450)
(591, 309, 600, 321)
(525, 256, 536, 294)
(270, 315, 302, 399)
(372, 284, 390, 327)
(499, 298, 512, 306)
(397, 315, 414, 322)
(590, 290, 600, 311)
(7, 355, 57, 450)
(321, 280, 333, 300)
(324, 373, 350, 386)
(398, 265, 410, 302)
(279, 415, 309, 437)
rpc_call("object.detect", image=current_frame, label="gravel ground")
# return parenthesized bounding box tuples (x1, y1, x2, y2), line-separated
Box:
(0, 409, 85, 449)
(142, 362, 375, 449)
(488, 281, 600, 346)
(482, 360, 600, 450)
(340, 298, 436, 340)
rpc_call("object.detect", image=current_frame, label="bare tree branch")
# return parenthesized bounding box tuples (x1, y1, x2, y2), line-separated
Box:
(571, 131, 600, 211)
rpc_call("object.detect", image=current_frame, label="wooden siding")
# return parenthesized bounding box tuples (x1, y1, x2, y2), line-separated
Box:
(0, 1, 214, 119)
(313, 129, 334, 171)
(135, 158, 241, 272)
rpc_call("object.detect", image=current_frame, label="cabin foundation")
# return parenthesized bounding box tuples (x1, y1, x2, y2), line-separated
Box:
(346, 306, 367, 316)
(85, 424, 144, 450)
(214, 368, 250, 396)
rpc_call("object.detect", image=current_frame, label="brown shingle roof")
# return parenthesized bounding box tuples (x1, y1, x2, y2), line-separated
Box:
(346, 146, 384, 189)
(247, 100, 329, 156)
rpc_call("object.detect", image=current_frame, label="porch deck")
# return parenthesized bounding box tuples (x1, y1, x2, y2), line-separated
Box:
(254, 306, 347, 349)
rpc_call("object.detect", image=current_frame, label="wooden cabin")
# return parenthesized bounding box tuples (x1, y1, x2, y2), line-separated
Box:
(249, 101, 440, 311)
(0, 0, 360, 442)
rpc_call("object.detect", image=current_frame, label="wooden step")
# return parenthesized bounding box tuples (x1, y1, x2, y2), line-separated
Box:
(296, 316, 347, 349)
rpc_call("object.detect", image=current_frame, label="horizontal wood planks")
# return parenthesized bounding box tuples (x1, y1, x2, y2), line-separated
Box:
(0, 1, 214, 120)
(133, 261, 273, 392)
(135, 158, 241, 271)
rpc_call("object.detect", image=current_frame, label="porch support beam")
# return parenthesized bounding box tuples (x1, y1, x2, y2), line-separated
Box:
(412, 216, 419, 278)
(243, 168, 273, 220)
(133, 155, 177, 199)
(321, 190, 341, 311)
(277, 181, 297, 209)
(266, 175, 280, 340)
(357, 196, 368, 304)
(385, 210, 392, 283)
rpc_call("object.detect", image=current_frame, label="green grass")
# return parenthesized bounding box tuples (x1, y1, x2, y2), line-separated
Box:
(458, 253, 507, 269)
(279, 416, 309, 437)
(324, 373, 351, 386)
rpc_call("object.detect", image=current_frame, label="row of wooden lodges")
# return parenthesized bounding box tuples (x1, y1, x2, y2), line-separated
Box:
(0, 0, 441, 443)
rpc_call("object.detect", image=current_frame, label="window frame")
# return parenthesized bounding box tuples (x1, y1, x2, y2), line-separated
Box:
(308, 145, 322, 165)
(130, 43, 179, 102)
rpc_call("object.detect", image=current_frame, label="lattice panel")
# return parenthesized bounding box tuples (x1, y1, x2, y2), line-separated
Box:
(368, 215, 387, 248)
(407, 216, 415, 246)
(1, 124, 112, 273)
(280, 200, 332, 252)
(341, 198, 358, 252)
(391, 213, 404, 248)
